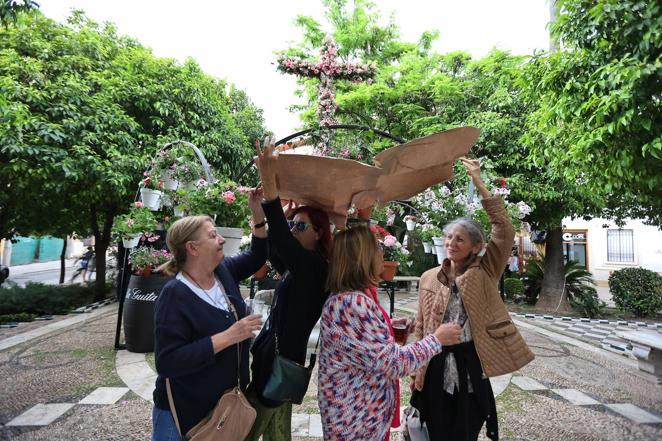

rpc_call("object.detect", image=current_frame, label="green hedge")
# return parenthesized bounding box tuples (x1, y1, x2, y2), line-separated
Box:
(0, 282, 111, 316)
(504, 278, 524, 300)
(608, 267, 662, 317)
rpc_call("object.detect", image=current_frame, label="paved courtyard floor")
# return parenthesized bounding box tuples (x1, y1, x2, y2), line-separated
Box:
(1, 292, 661, 440)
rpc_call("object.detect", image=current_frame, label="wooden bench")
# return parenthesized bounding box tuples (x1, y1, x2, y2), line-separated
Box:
(616, 330, 662, 385)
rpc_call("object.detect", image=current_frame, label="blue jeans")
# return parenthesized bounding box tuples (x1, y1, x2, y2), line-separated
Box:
(152, 406, 183, 441)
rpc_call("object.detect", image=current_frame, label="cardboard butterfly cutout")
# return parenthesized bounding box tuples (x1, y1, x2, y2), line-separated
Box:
(273, 127, 480, 227)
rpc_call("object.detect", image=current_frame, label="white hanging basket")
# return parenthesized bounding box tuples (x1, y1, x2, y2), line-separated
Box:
(432, 236, 446, 264)
(215, 227, 243, 256)
(140, 188, 162, 210)
(405, 219, 416, 231)
(173, 206, 186, 217)
(422, 242, 432, 253)
(162, 170, 179, 191)
(160, 192, 173, 207)
(122, 233, 142, 249)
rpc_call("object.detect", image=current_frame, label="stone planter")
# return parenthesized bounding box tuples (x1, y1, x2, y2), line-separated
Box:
(139, 188, 162, 210)
(216, 226, 243, 256)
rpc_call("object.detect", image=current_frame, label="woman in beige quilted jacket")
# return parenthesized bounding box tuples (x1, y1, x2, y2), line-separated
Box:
(411, 158, 534, 441)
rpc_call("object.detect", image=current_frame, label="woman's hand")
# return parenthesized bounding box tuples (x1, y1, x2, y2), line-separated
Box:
(460, 157, 481, 180)
(459, 157, 492, 199)
(255, 136, 279, 200)
(248, 186, 264, 215)
(433, 322, 462, 346)
(212, 314, 262, 353)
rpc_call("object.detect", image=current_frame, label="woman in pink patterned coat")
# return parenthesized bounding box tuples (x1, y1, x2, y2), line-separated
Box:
(318, 225, 462, 441)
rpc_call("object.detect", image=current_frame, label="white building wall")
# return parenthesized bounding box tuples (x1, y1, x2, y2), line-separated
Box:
(562, 217, 662, 285)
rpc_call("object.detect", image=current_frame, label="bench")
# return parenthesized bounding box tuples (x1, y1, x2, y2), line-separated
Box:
(616, 330, 662, 385)
(392, 276, 421, 292)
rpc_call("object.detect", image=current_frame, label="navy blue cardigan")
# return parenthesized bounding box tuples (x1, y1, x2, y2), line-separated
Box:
(152, 235, 267, 435)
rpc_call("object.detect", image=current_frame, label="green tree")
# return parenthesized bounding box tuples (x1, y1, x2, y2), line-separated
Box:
(523, 0, 662, 226)
(0, 0, 38, 26)
(281, 0, 612, 312)
(1, 12, 266, 299)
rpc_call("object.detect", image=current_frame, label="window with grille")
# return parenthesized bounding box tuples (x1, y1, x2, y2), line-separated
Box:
(607, 229, 634, 262)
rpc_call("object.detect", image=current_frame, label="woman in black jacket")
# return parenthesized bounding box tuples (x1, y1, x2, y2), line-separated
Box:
(246, 137, 332, 441)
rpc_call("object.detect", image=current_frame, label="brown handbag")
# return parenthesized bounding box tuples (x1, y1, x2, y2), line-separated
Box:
(166, 284, 256, 440)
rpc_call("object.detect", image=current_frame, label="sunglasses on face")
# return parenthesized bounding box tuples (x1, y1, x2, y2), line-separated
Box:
(287, 220, 314, 232)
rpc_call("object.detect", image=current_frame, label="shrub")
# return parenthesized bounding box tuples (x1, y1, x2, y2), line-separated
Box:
(521, 259, 543, 305)
(0, 312, 36, 324)
(609, 267, 662, 317)
(0, 282, 113, 316)
(504, 278, 524, 300)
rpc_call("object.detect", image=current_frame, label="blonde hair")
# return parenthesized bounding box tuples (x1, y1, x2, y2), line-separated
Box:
(157, 215, 214, 276)
(327, 225, 380, 293)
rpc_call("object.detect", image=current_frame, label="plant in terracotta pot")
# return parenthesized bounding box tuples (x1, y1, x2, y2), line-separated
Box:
(112, 202, 158, 248)
(375, 230, 409, 281)
(129, 246, 172, 277)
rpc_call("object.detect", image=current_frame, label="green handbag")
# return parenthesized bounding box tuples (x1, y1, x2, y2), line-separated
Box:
(261, 308, 320, 404)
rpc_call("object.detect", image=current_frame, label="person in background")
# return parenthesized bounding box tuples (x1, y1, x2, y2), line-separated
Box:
(318, 224, 462, 441)
(150, 188, 267, 441)
(412, 158, 534, 441)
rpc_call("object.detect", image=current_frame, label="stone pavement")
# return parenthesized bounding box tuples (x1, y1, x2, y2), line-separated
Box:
(1, 292, 661, 440)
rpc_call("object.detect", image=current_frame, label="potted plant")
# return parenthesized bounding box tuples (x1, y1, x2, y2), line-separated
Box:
(140, 172, 165, 210)
(380, 234, 410, 281)
(419, 224, 441, 253)
(404, 215, 417, 231)
(151, 149, 180, 190)
(112, 202, 158, 248)
(129, 246, 172, 277)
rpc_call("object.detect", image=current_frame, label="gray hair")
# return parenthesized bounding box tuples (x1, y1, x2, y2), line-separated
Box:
(443, 218, 485, 246)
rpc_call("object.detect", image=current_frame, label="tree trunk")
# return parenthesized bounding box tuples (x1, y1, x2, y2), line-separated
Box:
(59, 235, 67, 284)
(535, 226, 572, 313)
(90, 205, 115, 302)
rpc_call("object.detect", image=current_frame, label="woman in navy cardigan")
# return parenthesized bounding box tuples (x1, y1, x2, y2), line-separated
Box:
(151, 188, 267, 440)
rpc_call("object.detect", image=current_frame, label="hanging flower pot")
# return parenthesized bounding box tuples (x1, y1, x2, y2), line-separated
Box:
(160, 192, 173, 207)
(216, 227, 243, 256)
(423, 242, 432, 253)
(405, 217, 416, 231)
(432, 237, 446, 265)
(380, 261, 399, 281)
(162, 170, 179, 191)
(140, 188, 162, 210)
(122, 233, 142, 249)
(173, 206, 186, 217)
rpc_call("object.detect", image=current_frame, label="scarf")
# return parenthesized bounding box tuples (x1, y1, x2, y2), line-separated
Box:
(364, 285, 401, 437)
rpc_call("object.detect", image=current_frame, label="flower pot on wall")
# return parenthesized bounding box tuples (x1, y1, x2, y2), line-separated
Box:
(422, 242, 432, 253)
(432, 237, 446, 265)
(122, 233, 142, 249)
(216, 227, 243, 256)
(123, 274, 173, 353)
(140, 188, 162, 210)
(380, 261, 399, 281)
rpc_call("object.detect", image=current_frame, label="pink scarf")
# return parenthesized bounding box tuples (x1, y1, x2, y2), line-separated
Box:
(364, 286, 401, 438)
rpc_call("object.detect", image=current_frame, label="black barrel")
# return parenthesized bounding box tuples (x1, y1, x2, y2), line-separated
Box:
(123, 275, 172, 353)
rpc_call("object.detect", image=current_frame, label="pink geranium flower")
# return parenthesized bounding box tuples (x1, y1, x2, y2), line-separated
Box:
(383, 235, 398, 247)
(134, 201, 143, 208)
(222, 191, 236, 204)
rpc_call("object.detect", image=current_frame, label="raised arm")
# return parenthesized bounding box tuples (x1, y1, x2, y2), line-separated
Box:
(461, 158, 515, 280)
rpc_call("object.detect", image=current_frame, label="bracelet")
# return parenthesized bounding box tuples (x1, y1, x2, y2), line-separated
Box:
(253, 220, 267, 229)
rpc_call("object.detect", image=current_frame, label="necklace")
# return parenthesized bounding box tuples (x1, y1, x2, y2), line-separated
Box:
(182, 270, 225, 310)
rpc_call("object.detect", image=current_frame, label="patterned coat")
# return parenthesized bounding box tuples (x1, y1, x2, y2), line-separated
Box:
(319, 290, 442, 441)
(414, 196, 534, 390)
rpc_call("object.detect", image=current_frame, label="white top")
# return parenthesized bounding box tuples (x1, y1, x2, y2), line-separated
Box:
(176, 272, 229, 311)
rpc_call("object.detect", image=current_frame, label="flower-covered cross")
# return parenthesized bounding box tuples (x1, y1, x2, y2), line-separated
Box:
(277, 35, 376, 156)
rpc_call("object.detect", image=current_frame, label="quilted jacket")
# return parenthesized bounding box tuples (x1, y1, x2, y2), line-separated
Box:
(413, 196, 534, 390)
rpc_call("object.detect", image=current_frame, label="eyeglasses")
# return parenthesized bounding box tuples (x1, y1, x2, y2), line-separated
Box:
(287, 220, 314, 232)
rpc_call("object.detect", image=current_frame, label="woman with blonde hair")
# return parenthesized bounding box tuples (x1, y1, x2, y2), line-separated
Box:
(318, 224, 462, 441)
(150, 188, 267, 441)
